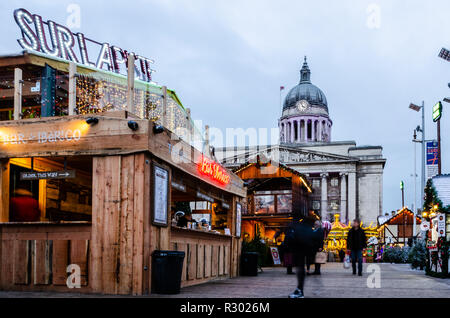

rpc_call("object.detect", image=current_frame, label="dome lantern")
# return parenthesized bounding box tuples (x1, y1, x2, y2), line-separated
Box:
(300, 56, 311, 83)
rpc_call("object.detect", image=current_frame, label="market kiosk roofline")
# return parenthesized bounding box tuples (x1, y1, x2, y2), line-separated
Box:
(0, 112, 246, 198)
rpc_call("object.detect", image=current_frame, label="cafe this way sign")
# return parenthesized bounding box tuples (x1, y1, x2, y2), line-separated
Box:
(14, 8, 155, 82)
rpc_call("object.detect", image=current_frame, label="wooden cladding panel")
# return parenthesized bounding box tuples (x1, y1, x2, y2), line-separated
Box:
(211, 245, 218, 277)
(34, 240, 51, 285)
(204, 245, 211, 278)
(187, 244, 197, 281)
(90, 154, 149, 295)
(196, 244, 204, 279)
(52, 240, 69, 286)
(177, 243, 187, 282)
(70, 240, 89, 286)
(14, 240, 30, 285)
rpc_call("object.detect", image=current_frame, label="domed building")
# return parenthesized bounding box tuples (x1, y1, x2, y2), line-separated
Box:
(279, 57, 332, 144)
(215, 57, 386, 239)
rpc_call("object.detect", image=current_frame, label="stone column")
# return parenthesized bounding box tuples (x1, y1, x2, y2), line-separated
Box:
(297, 120, 301, 143)
(291, 120, 295, 143)
(348, 171, 357, 223)
(321, 173, 328, 218)
(284, 120, 288, 142)
(304, 120, 308, 142)
(340, 173, 348, 224)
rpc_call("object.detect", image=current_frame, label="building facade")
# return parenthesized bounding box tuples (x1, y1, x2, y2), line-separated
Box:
(216, 58, 386, 225)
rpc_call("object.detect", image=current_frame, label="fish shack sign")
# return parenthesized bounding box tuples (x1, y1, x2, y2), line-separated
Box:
(14, 8, 155, 82)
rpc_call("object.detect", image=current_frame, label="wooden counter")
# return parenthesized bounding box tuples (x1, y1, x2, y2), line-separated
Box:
(170, 226, 239, 288)
(0, 222, 91, 292)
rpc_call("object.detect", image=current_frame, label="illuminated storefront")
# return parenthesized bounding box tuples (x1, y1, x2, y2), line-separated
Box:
(0, 8, 246, 295)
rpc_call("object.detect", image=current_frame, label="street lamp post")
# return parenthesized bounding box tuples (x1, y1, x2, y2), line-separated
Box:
(409, 102, 425, 213)
(433, 101, 443, 175)
(412, 129, 418, 237)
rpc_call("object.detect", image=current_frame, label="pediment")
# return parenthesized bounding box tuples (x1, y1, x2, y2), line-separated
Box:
(221, 145, 357, 166)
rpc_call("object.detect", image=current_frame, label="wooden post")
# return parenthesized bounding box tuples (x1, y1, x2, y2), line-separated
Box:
(162, 86, 168, 128)
(14, 68, 23, 120)
(68, 62, 77, 116)
(127, 54, 135, 115)
(0, 160, 10, 222)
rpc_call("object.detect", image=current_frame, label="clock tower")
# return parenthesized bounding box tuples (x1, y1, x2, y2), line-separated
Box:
(279, 57, 332, 144)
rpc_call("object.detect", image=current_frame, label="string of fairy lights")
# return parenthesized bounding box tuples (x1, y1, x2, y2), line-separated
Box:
(0, 69, 203, 145)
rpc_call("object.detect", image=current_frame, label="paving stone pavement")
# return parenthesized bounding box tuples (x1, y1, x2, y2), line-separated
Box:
(0, 263, 448, 298)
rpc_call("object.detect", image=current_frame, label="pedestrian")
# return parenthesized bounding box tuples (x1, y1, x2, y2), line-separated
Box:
(346, 219, 367, 276)
(287, 214, 322, 298)
(279, 239, 295, 275)
(10, 188, 40, 222)
(306, 220, 324, 275)
(338, 249, 346, 262)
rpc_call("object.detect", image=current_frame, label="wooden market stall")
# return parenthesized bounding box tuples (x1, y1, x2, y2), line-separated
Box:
(378, 207, 421, 246)
(0, 51, 246, 295)
(233, 156, 312, 242)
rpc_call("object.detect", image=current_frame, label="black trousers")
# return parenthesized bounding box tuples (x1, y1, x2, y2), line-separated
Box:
(294, 253, 307, 290)
(306, 254, 321, 273)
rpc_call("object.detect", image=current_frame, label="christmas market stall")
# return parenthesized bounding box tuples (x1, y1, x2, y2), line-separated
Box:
(422, 176, 450, 277)
(325, 214, 379, 262)
(377, 208, 421, 247)
(0, 8, 246, 295)
(233, 156, 312, 243)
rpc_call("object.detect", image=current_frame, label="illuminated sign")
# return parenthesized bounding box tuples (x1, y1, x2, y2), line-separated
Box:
(14, 8, 155, 82)
(0, 120, 89, 146)
(198, 156, 230, 185)
(1, 128, 83, 145)
(433, 102, 442, 122)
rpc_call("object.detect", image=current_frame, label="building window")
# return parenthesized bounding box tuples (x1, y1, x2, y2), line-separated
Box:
(330, 178, 339, 187)
(312, 179, 321, 189)
(330, 200, 340, 211)
(312, 201, 320, 211)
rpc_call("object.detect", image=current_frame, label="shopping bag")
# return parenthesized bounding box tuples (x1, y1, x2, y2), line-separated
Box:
(343, 255, 351, 269)
(315, 251, 327, 264)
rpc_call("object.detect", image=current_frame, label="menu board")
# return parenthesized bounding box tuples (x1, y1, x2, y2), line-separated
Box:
(153, 165, 169, 226)
(236, 202, 242, 238)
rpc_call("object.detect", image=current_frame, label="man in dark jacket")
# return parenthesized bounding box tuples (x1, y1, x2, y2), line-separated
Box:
(346, 219, 367, 276)
(286, 215, 322, 298)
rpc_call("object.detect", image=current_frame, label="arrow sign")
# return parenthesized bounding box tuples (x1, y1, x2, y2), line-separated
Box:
(20, 170, 76, 181)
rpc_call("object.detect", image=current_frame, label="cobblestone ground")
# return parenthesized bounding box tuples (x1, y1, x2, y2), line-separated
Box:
(0, 263, 449, 298)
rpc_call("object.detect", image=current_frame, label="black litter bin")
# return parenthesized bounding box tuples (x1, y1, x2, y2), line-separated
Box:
(241, 252, 259, 276)
(152, 250, 185, 294)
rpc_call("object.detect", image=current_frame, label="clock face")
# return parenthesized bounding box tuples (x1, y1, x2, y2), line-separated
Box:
(297, 100, 310, 111)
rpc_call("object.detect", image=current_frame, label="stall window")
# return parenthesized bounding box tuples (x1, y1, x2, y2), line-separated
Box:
(254, 195, 275, 214)
(7, 157, 92, 223)
(9, 164, 40, 222)
(277, 193, 292, 214)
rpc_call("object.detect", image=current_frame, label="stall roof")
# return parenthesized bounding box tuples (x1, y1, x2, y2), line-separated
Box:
(0, 113, 246, 198)
(233, 155, 312, 193)
(379, 208, 421, 226)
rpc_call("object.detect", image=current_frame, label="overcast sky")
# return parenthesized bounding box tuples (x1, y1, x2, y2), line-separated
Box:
(1, 0, 449, 215)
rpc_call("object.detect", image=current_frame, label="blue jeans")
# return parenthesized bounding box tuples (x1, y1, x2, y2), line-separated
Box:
(351, 250, 363, 275)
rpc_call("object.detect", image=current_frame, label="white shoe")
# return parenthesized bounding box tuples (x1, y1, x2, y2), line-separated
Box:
(289, 288, 305, 298)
